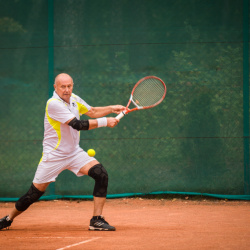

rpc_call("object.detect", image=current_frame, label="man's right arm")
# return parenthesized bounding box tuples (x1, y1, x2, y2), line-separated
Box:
(66, 117, 119, 130)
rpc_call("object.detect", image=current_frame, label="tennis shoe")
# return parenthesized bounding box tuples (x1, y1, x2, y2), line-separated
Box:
(0, 216, 12, 230)
(89, 215, 116, 231)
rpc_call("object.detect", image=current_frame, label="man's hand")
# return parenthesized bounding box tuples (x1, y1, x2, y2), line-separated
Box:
(85, 105, 126, 118)
(110, 105, 126, 114)
(107, 117, 120, 128)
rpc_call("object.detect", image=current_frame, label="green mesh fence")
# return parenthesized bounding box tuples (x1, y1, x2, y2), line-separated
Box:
(0, 0, 249, 201)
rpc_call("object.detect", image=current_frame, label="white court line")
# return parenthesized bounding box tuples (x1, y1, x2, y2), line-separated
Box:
(56, 237, 101, 250)
(15, 237, 85, 239)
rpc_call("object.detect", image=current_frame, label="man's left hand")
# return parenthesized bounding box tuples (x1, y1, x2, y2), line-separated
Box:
(111, 105, 126, 114)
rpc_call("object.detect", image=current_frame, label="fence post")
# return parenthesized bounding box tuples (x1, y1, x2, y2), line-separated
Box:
(48, 0, 55, 196)
(243, 0, 250, 195)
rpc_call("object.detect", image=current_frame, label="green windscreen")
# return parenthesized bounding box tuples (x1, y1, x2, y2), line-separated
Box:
(0, 0, 249, 200)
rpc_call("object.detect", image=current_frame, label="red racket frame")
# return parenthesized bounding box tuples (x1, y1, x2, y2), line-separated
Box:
(125, 76, 166, 114)
(116, 76, 167, 120)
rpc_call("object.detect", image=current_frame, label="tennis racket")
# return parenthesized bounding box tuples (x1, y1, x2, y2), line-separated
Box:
(116, 76, 167, 120)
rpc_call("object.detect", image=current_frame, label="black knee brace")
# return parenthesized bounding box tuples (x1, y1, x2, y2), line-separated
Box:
(15, 183, 44, 211)
(88, 164, 108, 197)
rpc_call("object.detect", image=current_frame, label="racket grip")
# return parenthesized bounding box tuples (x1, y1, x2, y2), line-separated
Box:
(116, 111, 125, 120)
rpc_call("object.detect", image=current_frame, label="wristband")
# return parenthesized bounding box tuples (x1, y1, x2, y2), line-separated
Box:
(97, 117, 107, 127)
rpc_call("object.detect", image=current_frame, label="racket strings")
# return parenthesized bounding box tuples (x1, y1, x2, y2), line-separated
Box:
(132, 78, 165, 107)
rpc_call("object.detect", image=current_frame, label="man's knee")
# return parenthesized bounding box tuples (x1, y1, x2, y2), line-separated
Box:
(15, 183, 44, 211)
(88, 164, 108, 197)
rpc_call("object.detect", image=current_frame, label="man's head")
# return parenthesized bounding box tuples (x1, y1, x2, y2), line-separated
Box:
(54, 73, 73, 103)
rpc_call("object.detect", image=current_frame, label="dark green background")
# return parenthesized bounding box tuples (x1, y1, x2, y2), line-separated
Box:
(0, 0, 249, 199)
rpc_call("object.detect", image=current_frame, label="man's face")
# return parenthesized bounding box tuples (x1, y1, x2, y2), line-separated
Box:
(54, 75, 73, 103)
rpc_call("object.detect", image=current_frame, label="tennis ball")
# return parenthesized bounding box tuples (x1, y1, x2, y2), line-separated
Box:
(87, 149, 96, 157)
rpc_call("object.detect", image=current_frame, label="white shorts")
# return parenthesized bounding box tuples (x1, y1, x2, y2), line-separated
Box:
(33, 147, 97, 184)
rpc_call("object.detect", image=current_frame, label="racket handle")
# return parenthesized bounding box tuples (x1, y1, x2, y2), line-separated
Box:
(116, 111, 126, 120)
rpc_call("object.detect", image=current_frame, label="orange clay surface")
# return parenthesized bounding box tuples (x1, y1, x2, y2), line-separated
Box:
(0, 198, 250, 250)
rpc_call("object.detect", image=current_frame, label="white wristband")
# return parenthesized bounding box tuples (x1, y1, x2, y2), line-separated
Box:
(97, 117, 107, 127)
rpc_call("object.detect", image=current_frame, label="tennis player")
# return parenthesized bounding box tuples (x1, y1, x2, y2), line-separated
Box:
(0, 73, 125, 231)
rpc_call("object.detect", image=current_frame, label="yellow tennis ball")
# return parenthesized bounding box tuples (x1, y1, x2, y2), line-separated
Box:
(87, 149, 96, 157)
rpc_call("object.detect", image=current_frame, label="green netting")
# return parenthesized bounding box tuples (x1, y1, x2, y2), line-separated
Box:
(0, 0, 249, 201)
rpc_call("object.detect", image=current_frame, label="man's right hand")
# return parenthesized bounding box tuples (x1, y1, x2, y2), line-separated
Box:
(107, 117, 120, 128)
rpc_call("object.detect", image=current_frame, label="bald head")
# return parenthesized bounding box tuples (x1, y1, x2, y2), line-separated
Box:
(54, 73, 73, 86)
(54, 73, 74, 103)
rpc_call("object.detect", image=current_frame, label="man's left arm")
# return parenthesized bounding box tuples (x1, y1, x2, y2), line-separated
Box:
(85, 105, 126, 118)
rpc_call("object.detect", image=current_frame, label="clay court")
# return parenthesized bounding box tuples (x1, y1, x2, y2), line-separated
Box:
(1, 198, 250, 250)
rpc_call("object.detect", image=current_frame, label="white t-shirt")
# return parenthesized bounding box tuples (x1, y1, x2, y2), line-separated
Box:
(42, 91, 91, 156)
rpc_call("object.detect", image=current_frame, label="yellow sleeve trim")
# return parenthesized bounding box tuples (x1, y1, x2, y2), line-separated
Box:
(77, 102, 89, 115)
(71, 94, 89, 115)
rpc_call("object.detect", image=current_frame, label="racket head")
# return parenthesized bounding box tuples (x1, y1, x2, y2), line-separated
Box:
(126, 76, 167, 112)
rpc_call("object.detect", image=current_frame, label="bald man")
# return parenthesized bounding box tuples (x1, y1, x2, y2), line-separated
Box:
(0, 73, 126, 231)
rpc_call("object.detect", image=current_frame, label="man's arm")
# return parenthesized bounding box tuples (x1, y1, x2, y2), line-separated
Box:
(85, 105, 126, 118)
(66, 117, 119, 130)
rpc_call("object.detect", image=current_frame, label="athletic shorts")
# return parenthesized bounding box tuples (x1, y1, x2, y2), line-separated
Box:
(33, 147, 97, 184)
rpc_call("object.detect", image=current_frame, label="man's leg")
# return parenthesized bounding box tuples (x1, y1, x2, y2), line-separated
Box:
(9, 182, 50, 220)
(0, 182, 50, 230)
(93, 197, 106, 216)
(79, 160, 106, 216)
(79, 161, 115, 231)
